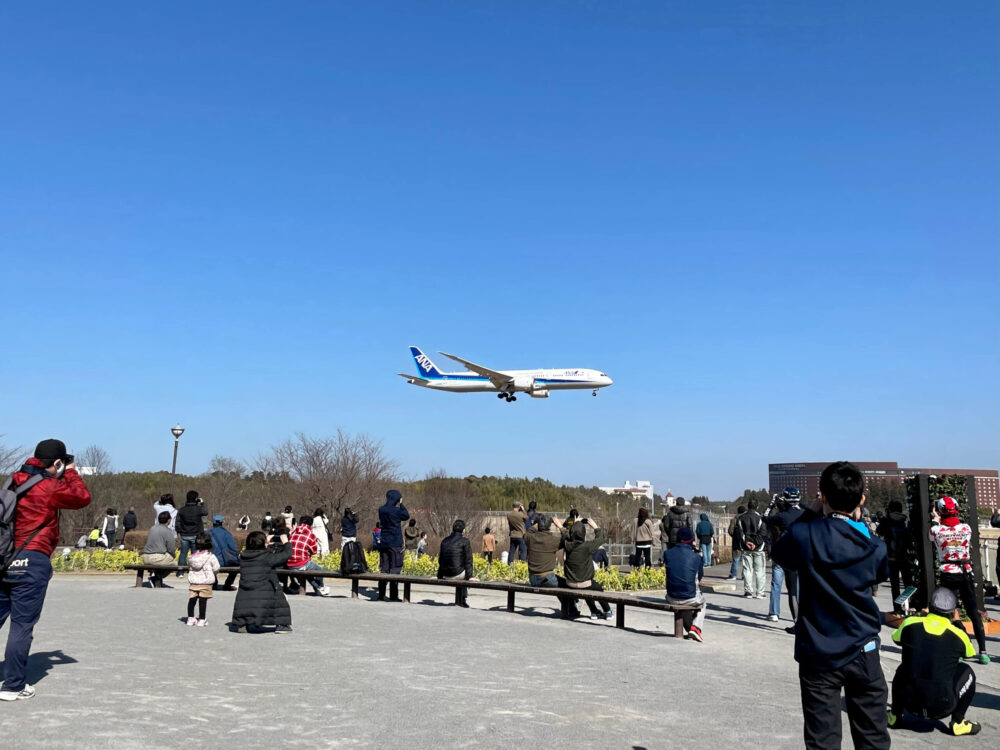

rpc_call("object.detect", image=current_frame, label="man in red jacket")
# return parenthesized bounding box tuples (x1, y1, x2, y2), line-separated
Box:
(0, 439, 91, 701)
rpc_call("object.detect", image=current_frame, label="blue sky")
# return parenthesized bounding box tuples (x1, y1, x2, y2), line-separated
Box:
(2, 2, 996, 500)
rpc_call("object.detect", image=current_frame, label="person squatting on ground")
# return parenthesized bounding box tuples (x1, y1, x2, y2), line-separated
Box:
(207, 515, 239, 590)
(888, 586, 981, 736)
(340, 507, 359, 549)
(726, 505, 745, 580)
(231, 530, 292, 633)
(0, 439, 91, 701)
(377, 490, 409, 601)
(186, 532, 220, 627)
(525, 514, 579, 619)
(875, 500, 913, 611)
(506, 501, 528, 564)
(695, 512, 713, 567)
(929, 496, 990, 664)
(142, 511, 178, 588)
(634, 507, 654, 568)
(437, 519, 479, 607)
(764, 488, 804, 627)
(562, 517, 613, 621)
(176, 490, 208, 574)
(735, 500, 767, 598)
(664, 527, 707, 642)
(480, 526, 495, 563)
(771, 461, 890, 750)
(287, 515, 331, 597)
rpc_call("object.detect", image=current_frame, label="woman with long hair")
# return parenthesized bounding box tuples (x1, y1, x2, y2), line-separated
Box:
(635, 507, 654, 568)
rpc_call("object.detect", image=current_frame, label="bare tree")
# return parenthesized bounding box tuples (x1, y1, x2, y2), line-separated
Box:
(257, 430, 399, 520)
(78, 444, 113, 475)
(0, 438, 24, 476)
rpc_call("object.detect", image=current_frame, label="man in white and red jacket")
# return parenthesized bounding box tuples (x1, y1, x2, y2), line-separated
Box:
(1, 439, 91, 701)
(287, 516, 330, 597)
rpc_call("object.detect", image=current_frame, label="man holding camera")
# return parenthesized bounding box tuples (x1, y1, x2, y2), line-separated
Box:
(771, 461, 890, 750)
(506, 501, 528, 565)
(0, 439, 91, 701)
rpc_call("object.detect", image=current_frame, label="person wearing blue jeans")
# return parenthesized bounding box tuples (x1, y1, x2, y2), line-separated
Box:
(768, 562, 798, 624)
(0, 552, 53, 696)
(288, 560, 329, 595)
(178, 535, 197, 567)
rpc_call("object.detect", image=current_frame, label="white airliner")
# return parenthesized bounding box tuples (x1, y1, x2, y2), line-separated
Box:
(398, 346, 613, 402)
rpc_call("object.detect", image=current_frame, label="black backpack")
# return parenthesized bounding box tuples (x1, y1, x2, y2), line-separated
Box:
(0, 474, 47, 574)
(340, 540, 369, 575)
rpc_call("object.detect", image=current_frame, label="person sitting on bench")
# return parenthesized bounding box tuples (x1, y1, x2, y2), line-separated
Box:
(437, 519, 479, 607)
(142, 511, 177, 588)
(888, 586, 981, 737)
(664, 527, 705, 642)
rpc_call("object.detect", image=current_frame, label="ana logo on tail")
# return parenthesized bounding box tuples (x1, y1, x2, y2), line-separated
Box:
(409, 346, 443, 377)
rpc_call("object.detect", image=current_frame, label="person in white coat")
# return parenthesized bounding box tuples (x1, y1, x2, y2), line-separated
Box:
(311, 508, 330, 556)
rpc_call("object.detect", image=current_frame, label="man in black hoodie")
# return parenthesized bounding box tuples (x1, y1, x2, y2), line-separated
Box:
(771, 461, 890, 750)
(176, 490, 208, 573)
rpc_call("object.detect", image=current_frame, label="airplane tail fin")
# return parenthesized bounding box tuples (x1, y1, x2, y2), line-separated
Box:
(409, 346, 444, 378)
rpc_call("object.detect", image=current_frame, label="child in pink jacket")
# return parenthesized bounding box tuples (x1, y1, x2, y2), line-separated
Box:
(187, 532, 221, 626)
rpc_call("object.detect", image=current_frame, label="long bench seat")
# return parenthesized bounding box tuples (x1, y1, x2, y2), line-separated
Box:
(123, 564, 700, 636)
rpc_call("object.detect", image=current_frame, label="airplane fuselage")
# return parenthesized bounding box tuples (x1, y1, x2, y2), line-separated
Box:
(407, 367, 612, 394)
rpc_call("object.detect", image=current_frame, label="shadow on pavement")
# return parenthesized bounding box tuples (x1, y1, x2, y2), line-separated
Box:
(5, 649, 80, 686)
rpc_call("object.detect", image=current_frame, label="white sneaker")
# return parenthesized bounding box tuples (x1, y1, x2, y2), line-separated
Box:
(319, 587, 331, 597)
(767, 614, 779, 622)
(196, 619, 207, 627)
(0, 685, 35, 701)
(187, 617, 198, 626)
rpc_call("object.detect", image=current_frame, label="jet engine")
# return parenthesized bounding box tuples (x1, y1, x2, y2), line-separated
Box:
(529, 389, 550, 398)
(512, 376, 535, 392)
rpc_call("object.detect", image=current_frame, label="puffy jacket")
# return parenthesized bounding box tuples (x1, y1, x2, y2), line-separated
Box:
(377, 501, 410, 549)
(664, 543, 703, 600)
(208, 525, 240, 566)
(187, 550, 220, 584)
(176, 499, 208, 536)
(635, 518, 654, 543)
(772, 513, 889, 670)
(735, 509, 765, 551)
(563, 524, 606, 584)
(437, 532, 473, 579)
(662, 506, 692, 546)
(231, 542, 293, 628)
(11, 459, 91, 556)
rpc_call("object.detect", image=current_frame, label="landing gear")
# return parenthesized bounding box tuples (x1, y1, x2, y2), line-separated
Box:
(499, 392, 516, 403)
(592, 390, 598, 396)
(497, 393, 505, 399)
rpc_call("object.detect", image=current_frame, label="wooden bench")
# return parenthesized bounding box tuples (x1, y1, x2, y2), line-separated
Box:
(123, 565, 700, 636)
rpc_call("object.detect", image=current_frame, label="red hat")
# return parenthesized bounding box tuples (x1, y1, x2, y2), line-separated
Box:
(936, 496, 959, 516)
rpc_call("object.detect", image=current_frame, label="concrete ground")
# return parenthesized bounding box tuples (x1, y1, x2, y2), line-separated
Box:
(0, 568, 997, 749)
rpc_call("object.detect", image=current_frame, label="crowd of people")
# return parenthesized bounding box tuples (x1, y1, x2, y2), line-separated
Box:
(1, 440, 996, 746)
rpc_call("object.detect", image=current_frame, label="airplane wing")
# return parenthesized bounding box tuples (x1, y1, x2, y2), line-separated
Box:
(438, 352, 513, 389)
(397, 373, 429, 384)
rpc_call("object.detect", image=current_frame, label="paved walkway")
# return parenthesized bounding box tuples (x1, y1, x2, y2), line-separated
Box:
(0, 571, 996, 748)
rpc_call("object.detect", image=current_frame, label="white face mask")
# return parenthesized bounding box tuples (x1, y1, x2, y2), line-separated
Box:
(53, 460, 66, 479)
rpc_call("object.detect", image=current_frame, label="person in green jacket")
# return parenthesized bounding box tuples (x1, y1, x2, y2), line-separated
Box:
(562, 517, 613, 620)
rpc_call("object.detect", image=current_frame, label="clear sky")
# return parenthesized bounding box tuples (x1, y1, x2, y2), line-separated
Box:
(2, 2, 997, 500)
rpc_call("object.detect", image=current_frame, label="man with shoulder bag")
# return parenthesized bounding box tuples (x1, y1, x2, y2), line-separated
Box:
(0, 439, 91, 701)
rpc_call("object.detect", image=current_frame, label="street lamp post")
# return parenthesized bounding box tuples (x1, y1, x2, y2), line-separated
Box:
(170, 424, 185, 498)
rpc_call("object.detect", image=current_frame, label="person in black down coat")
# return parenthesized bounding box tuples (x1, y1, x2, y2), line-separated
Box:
(231, 531, 293, 633)
(437, 519, 478, 607)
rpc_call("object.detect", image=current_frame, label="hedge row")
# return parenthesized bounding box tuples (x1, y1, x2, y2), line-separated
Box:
(51, 548, 666, 590)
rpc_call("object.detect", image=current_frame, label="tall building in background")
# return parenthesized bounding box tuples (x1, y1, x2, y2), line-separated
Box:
(769, 462, 1000, 511)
